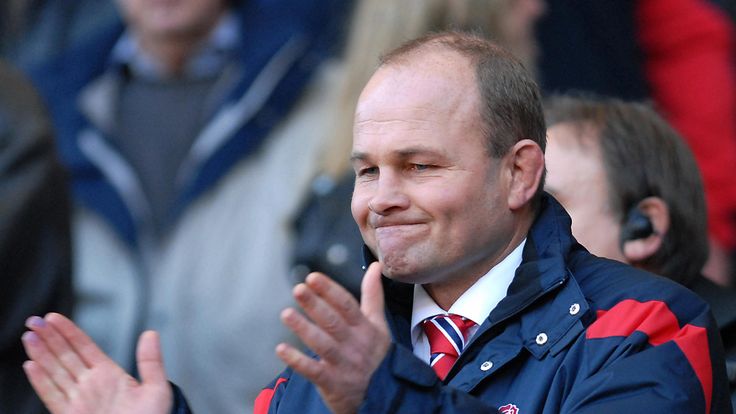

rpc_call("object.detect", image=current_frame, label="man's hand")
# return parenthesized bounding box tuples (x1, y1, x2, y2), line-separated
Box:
(276, 262, 391, 414)
(21, 313, 173, 414)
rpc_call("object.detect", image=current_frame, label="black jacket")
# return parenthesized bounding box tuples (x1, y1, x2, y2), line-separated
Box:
(0, 61, 73, 414)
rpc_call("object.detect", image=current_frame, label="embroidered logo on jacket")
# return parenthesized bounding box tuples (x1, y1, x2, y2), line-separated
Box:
(499, 403, 519, 414)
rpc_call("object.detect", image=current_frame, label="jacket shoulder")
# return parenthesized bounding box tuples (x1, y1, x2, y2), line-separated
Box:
(25, 21, 123, 102)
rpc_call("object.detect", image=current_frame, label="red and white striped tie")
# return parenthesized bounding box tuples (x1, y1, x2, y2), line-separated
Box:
(421, 314, 477, 380)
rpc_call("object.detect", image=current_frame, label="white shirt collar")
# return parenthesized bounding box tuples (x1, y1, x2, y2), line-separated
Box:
(410, 239, 526, 355)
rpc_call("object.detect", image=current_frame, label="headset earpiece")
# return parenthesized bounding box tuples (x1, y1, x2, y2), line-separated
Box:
(619, 206, 655, 249)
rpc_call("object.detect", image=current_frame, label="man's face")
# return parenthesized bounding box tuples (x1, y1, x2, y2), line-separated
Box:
(117, 0, 227, 42)
(544, 123, 626, 261)
(351, 50, 516, 287)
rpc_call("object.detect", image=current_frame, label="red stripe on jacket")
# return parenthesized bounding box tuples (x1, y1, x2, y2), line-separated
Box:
(254, 377, 288, 414)
(586, 299, 712, 413)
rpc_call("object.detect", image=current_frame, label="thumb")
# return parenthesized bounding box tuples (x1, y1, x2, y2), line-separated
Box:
(360, 262, 386, 327)
(136, 330, 167, 385)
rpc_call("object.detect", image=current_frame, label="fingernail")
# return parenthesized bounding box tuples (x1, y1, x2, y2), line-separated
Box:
(22, 331, 39, 345)
(281, 308, 294, 321)
(25, 316, 46, 329)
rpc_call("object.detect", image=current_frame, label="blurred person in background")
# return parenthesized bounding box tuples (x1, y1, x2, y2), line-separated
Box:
(536, 0, 736, 286)
(544, 95, 736, 406)
(0, 0, 117, 68)
(25, 0, 352, 412)
(0, 60, 72, 414)
(292, 0, 546, 297)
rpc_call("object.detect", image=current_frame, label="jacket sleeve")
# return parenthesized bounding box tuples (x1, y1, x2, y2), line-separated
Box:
(253, 369, 293, 414)
(359, 344, 497, 414)
(169, 382, 194, 414)
(561, 298, 732, 414)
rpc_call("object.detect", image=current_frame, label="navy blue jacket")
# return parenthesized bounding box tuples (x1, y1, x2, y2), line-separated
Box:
(256, 195, 732, 413)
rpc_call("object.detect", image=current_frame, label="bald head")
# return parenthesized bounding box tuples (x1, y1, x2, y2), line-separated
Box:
(370, 31, 547, 200)
(356, 46, 482, 150)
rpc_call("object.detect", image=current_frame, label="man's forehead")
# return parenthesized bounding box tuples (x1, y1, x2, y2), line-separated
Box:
(358, 49, 476, 101)
(355, 68, 478, 126)
(548, 122, 601, 151)
(380, 42, 475, 72)
(354, 110, 440, 132)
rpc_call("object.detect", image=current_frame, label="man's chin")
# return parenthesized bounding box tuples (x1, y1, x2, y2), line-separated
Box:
(379, 255, 432, 285)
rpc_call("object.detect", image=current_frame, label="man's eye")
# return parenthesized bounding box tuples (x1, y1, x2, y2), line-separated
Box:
(412, 164, 431, 171)
(358, 167, 378, 176)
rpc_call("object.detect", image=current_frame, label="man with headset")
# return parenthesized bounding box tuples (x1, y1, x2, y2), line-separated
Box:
(543, 94, 736, 406)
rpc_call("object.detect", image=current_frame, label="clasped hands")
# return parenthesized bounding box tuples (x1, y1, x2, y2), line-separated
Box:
(21, 262, 391, 414)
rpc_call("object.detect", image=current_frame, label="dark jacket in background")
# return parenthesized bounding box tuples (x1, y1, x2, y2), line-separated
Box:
(0, 60, 72, 414)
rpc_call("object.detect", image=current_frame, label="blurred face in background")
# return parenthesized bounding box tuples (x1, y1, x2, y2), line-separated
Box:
(116, 0, 228, 43)
(441, 0, 545, 70)
(494, 0, 546, 70)
(544, 122, 627, 262)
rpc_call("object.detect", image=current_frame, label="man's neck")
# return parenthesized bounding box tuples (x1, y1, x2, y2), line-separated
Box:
(138, 35, 204, 77)
(135, 10, 227, 77)
(423, 276, 484, 311)
(422, 219, 532, 310)
(422, 252, 516, 310)
(410, 239, 526, 363)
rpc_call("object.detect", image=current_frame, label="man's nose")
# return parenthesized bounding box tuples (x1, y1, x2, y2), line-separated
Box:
(368, 172, 410, 215)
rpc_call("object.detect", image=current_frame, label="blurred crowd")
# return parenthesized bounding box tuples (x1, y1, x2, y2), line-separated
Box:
(1, 0, 735, 413)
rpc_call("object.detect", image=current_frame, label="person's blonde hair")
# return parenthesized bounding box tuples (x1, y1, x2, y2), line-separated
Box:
(319, 0, 535, 177)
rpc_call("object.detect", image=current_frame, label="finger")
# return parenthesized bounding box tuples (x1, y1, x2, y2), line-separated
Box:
(281, 308, 341, 363)
(275, 343, 325, 385)
(44, 313, 110, 367)
(360, 262, 387, 327)
(293, 282, 350, 341)
(304, 273, 363, 326)
(21, 331, 77, 394)
(26, 316, 87, 379)
(137, 331, 168, 385)
(23, 360, 67, 414)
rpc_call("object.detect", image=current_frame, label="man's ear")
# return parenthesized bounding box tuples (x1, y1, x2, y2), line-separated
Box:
(621, 196, 670, 262)
(506, 139, 544, 210)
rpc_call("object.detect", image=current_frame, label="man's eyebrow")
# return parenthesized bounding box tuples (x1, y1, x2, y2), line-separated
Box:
(395, 147, 443, 158)
(350, 147, 444, 163)
(350, 152, 368, 163)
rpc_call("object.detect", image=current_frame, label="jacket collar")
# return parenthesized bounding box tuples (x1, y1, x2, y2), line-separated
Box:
(375, 194, 591, 386)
